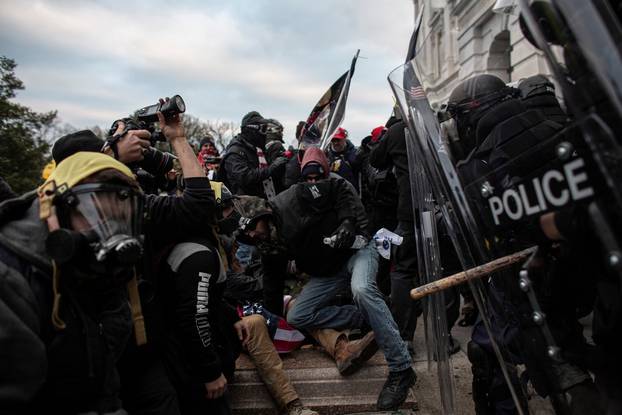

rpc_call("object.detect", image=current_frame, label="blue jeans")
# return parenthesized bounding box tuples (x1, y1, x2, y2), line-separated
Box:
(235, 242, 256, 269)
(287, 241, 412, 371)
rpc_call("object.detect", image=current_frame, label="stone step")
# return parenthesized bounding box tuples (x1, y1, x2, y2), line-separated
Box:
(230, 347, 418, 414)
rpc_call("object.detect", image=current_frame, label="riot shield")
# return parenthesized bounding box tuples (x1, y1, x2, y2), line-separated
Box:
(406, 127, 457, 413)
(518, 0, 622, 280)
(388, 43, 614, 410)
(518, 0, 622, 411)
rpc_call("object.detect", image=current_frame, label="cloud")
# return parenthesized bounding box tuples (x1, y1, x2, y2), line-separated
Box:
(0, 0, 415, 140)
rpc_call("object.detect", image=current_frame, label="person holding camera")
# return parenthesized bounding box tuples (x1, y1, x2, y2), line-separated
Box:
(46, 97, 221, 414)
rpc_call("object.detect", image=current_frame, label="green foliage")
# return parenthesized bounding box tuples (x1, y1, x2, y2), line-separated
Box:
(0, 56, 57, 194)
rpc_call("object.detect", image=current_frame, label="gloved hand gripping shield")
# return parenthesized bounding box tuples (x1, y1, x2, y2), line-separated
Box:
(387, 52, 606, 412)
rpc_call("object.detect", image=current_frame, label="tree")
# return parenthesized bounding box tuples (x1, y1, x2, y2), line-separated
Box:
(207, 120, 239, 152)
(182, 114, 238, 152)
(0, 56, 57, 194)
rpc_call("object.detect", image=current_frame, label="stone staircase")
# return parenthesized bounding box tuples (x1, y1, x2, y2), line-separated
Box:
(229, 346, 418, 414)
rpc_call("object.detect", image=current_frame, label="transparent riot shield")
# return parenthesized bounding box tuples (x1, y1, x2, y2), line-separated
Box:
(518, 0, 622, 281)
(518, 1, 622, 411)
(388, 49, 615, 411)
(406, 127, 457, 413)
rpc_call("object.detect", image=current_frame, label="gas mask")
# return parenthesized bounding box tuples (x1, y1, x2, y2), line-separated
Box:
(45, 182, 144, 282)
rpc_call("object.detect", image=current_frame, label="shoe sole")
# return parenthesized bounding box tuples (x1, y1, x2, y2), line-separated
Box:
(376, 371, 417, 411)
(339, 337, 379, 376)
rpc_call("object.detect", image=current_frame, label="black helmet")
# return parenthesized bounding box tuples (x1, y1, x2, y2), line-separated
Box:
(442, 74, 515, 156)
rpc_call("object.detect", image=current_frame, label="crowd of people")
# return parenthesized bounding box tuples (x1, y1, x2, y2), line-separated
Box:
(1, 4, 622, 414)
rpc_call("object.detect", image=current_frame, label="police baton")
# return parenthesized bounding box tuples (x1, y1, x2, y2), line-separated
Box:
(410, 246, 538, 301)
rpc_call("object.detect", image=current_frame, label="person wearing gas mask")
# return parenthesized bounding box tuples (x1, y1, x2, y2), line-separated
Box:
(0, 151, 144, 414)
(441, 74, 603, 414)
(234, 147, 416, 412)
(45, 102, 218, 415)
(219, 111, 288, 199)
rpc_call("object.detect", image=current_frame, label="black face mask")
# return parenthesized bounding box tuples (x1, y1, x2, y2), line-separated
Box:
(243, 125, 267, 149)
(216, 207, 241, 235)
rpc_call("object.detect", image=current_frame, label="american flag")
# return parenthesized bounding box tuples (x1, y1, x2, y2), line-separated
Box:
(409, 85, 427, 100)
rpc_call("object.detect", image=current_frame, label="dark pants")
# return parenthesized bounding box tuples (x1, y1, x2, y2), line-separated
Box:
(119, 344, 181, 415)
(390, 221, 422, 341)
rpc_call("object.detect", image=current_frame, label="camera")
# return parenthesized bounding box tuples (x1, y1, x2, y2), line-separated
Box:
(108, 95, 186, 179)
(135, 94, 186, 124)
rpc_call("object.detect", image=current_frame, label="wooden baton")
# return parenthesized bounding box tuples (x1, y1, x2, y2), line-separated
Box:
(410, 246, 537, 301)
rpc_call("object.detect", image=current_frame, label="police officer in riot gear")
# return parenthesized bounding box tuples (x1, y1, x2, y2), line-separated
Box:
(440, 73, 603, 415)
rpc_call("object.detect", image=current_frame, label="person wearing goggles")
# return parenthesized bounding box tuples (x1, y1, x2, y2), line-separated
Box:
(0, 151, 144, 414)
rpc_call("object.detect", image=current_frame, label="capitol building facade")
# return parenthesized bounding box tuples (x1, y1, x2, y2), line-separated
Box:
(412, 0, 553, 109)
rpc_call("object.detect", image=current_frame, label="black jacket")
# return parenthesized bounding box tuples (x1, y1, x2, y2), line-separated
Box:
(369, 120, 413, 222)
(327, 140, 361, 191)
(0, 194, 131, 414)
(160, 240, 240, 386)
(0, 176, 217, 413)
(221, 134, 280, 197)
(283, 154, 302, 189)
(268, 176, 366, 277)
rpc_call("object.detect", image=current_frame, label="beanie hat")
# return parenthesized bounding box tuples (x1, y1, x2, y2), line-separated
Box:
(199, 135, 215, 149)
(241, 111, 266, 128)
(52, 130, 105, 163)
(301, 162, 325, 178)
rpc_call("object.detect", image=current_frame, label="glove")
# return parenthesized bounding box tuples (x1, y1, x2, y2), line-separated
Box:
(330, 218, 356, 249)
(269, 156, 288, 176)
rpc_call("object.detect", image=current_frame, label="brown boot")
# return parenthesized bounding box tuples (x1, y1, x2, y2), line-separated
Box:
(334, 331, 378, 375)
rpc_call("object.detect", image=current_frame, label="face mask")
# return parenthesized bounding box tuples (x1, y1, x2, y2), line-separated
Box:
(47, 183, 144, 280)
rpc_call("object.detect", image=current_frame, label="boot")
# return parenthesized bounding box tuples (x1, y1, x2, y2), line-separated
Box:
(376, 367, 417, 411)
(334, 331, 378, 375)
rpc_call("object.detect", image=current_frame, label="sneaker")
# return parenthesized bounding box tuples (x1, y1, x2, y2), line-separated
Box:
(376, 367, 417, 411)
(334, 331, 379, 375)
(285, 399, 318, 415)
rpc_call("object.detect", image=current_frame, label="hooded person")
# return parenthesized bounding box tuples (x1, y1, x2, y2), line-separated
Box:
(0, 151, 144, 414)
(219, 111, 288, 198)
(234, 146, 416, 411)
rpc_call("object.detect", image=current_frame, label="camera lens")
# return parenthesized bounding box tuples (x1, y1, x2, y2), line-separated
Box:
(140, 147, 176, 177)
(174, 95, 186, 113)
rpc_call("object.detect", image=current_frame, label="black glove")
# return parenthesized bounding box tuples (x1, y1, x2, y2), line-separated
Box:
(268, 156, 288, 176)
(330, 218, 356, 249)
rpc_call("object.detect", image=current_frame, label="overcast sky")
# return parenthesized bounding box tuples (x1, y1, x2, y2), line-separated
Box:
(0, 0, 415, 146)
